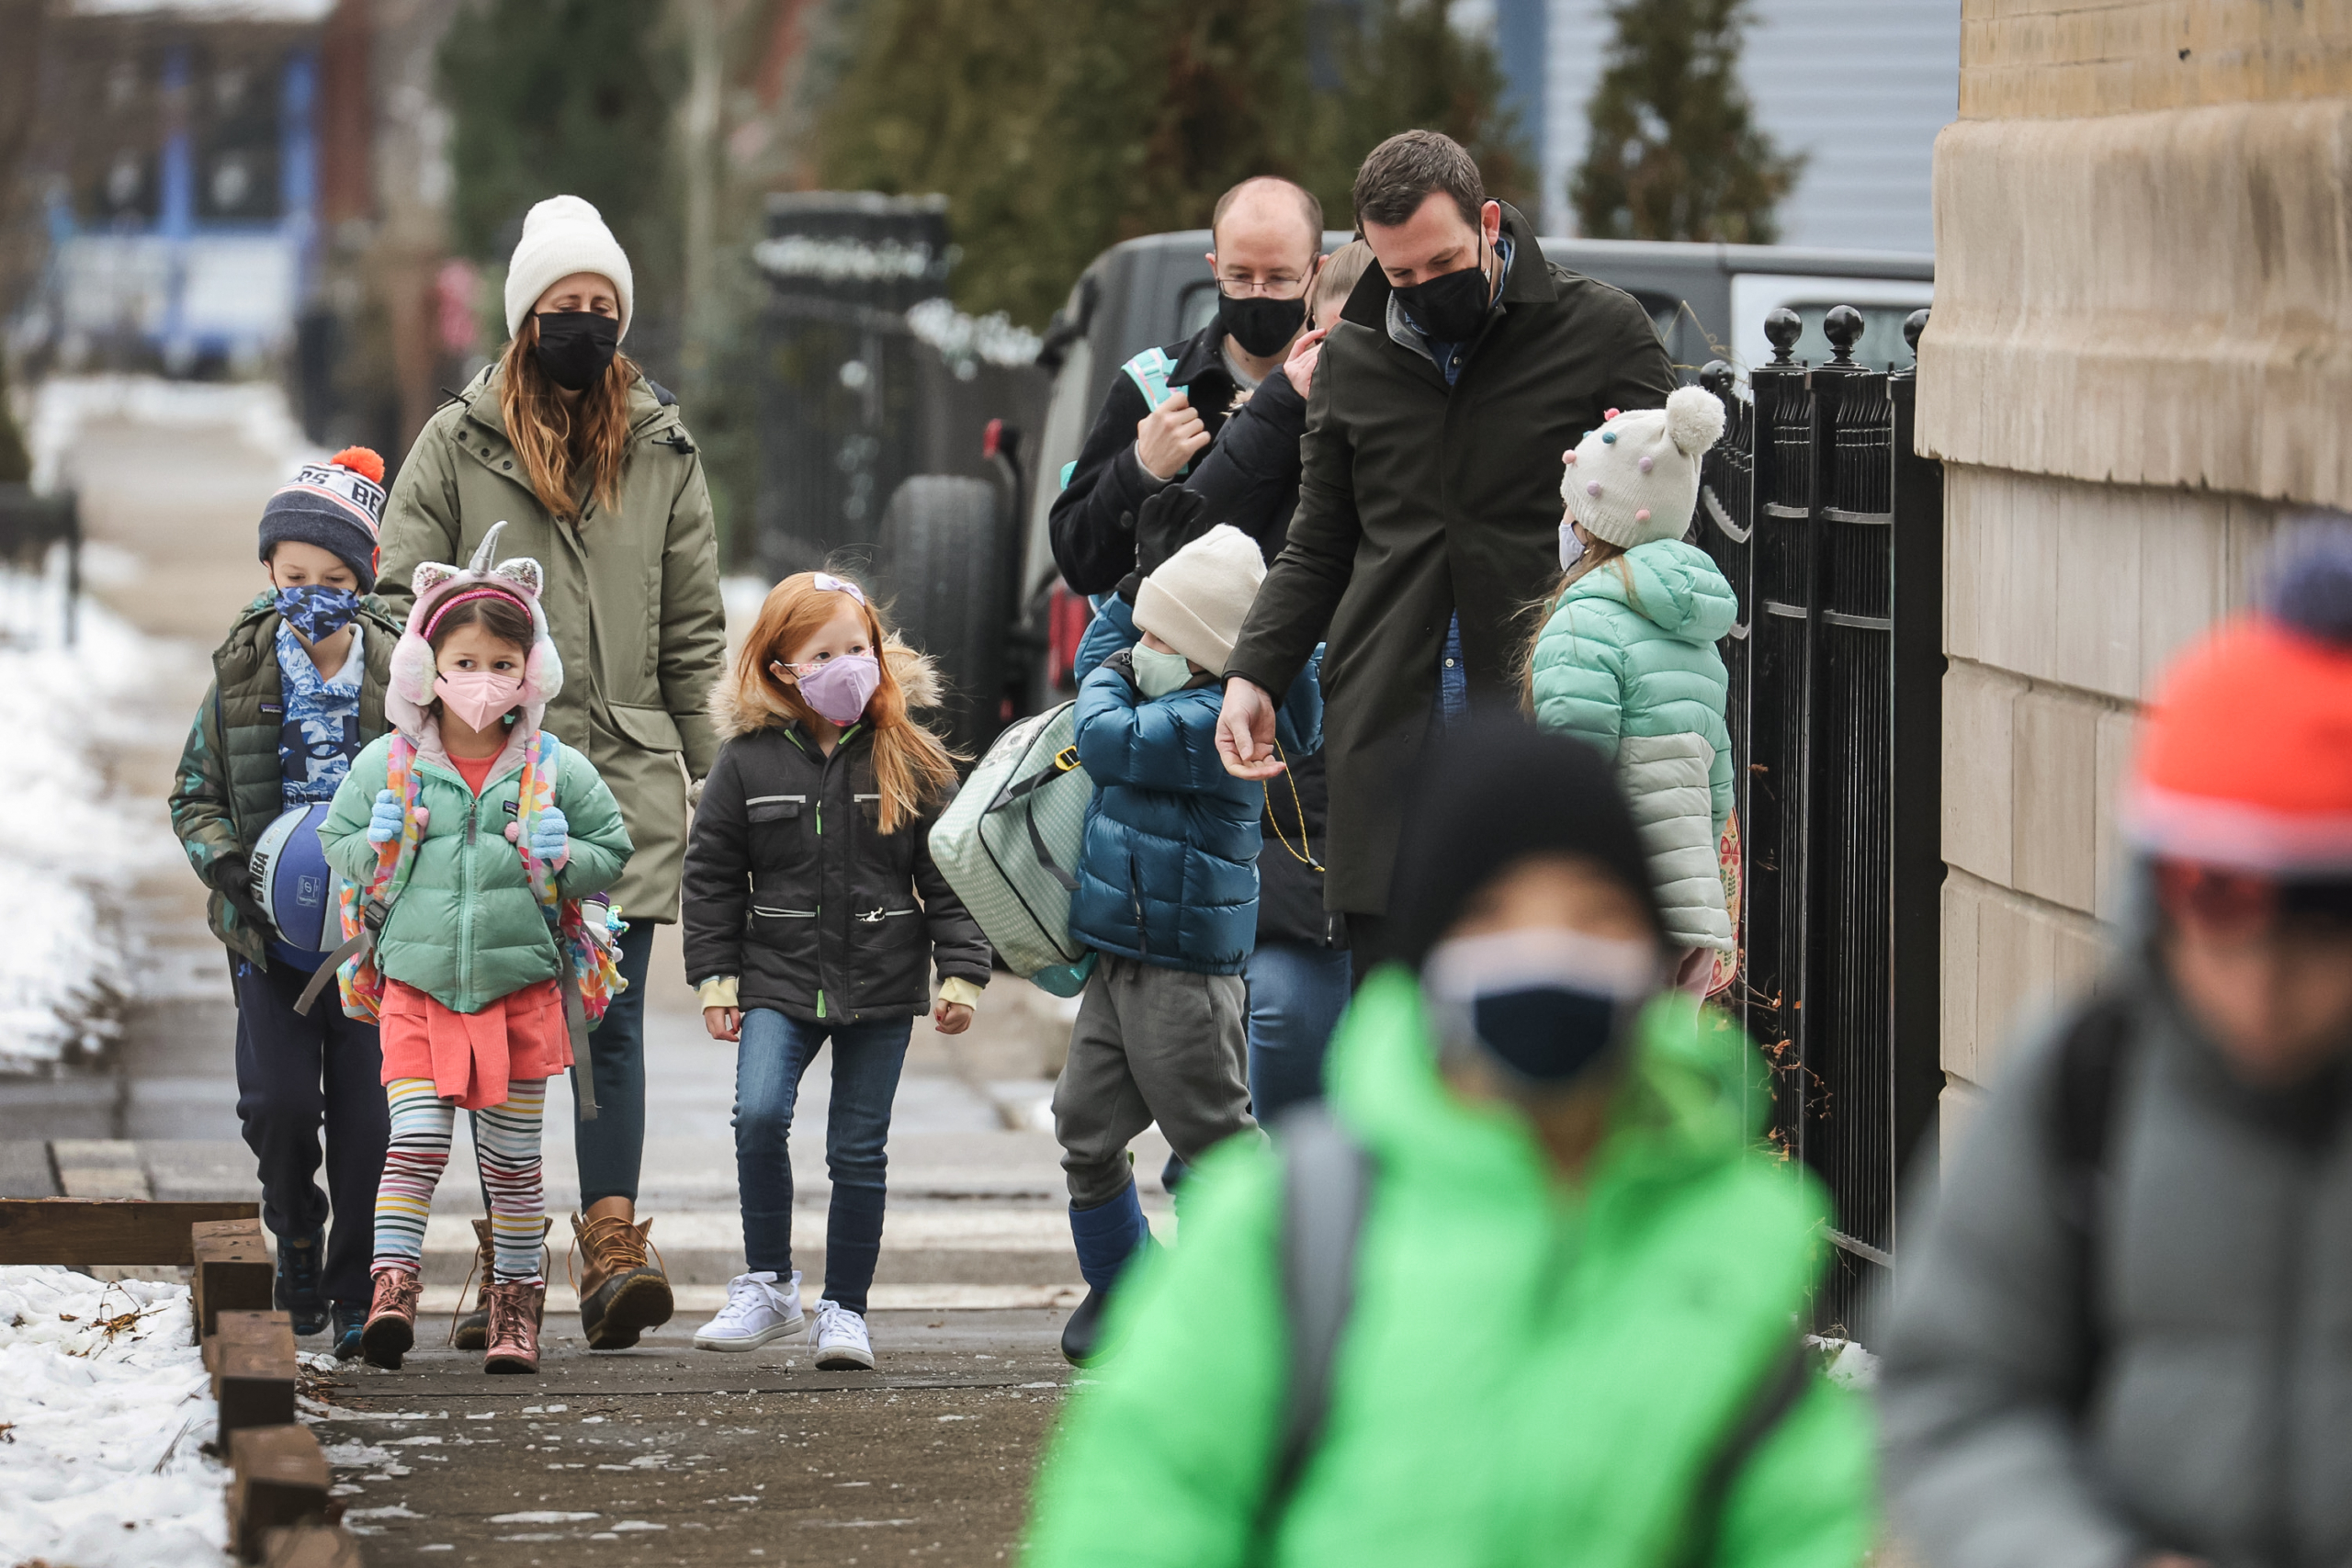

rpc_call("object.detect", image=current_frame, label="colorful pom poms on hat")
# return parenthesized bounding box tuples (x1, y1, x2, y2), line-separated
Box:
(330, 446, 387, 486)
(1563, 452, 1577, 465)
(1635, 509, 1651, 522)
(1603, 408, 1621, 421)
(1586, 480, 1601, 497)
(1638, 456, 1653, 472)
(1601, 431, 1617, 444)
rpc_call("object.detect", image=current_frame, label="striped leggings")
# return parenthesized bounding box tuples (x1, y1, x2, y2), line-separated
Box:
(372, 1077, 547, 1283)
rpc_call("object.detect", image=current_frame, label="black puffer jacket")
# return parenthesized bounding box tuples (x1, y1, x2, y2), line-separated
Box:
(681, 654, 989, 1023)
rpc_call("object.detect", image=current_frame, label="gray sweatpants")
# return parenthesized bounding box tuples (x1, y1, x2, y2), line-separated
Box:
(1051, 953, 1255, 1208)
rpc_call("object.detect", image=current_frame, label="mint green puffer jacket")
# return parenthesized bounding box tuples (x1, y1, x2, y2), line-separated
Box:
(321, 733, 633, 1014)
(1528, 539, 1736, 949)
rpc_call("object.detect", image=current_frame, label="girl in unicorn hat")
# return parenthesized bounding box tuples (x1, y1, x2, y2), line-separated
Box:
(321, 523, 634, 1374)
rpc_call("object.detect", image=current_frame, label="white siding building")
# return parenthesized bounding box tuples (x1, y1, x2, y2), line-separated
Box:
(1491, 0, 1959, 254)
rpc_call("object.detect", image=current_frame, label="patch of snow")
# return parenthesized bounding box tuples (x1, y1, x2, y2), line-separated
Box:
(905, 297, 1042, 374)
(0, 581, 176, 1069)
(0, 1267, 230, 1567)
(1807, 1333, 1881, 1390)
(489, 1510, 598, 1524)
(27, 375, 321, 497)
(611, 1520, 669, 1532)
(752, 235, 951, 288)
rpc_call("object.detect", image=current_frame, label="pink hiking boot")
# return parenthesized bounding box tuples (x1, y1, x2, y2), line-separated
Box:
(361, 1267, 422, 1370)
(482, 1280, 546, 1374)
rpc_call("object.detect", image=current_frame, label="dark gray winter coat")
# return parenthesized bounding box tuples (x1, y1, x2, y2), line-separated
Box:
(1881, 954, 2352, 1568)
(1224, 204, 1677, 914)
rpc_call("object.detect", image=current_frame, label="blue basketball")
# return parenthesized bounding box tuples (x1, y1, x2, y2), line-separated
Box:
(250, 803, 339, 956)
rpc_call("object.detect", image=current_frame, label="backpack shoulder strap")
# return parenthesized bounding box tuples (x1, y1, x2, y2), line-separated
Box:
(2049, 990, 2136, 1412)
(1256, 1105, 1375, 1540)
(1121, 346, 1179, 412)
(1675, 1337, 1814, 1568)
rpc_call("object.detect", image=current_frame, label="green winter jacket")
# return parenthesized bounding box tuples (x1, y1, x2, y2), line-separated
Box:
(1024, 967, 1871, 1568)
(376, 364, 726, 923)
(1529, 539, 1736, 951)
(169, 593, 405, 963)
(320, 732, 633, 1014)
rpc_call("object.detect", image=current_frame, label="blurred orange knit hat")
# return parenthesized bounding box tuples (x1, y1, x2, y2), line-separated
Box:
(2124, 518, 2352, 875)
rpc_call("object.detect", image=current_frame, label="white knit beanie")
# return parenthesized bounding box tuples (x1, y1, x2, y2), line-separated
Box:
(503, 195, 636, 341)
(1562, 385, 1728, 548)
(1133, 525, 1266, 673)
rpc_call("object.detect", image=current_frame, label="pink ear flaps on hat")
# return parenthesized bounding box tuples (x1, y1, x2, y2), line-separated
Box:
(387, 520, 566, 740)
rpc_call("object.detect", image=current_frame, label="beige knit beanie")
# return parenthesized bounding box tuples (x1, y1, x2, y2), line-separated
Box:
(1562, 385, 1727, 548)
(1133, 525, 1266, 673)
(504, 195, 636, 341)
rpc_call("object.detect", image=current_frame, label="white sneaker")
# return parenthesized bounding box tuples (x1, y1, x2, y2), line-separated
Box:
(692, 1270, 804, 1351)
(808, 1297, 875, 1370)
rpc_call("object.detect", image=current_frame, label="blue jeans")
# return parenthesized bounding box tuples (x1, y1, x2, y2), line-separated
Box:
(733, 1008, 912, 1314)
(1246, 941, 1353, 1123)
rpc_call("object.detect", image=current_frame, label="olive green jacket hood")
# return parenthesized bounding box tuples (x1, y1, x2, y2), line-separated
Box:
(1024, 969, 1873, 1568)
(376, 363, 726, 922)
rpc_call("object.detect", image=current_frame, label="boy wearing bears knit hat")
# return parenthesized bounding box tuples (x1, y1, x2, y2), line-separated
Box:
(168, 446, 405, 1359)
(1052, 525, 1324, 1367)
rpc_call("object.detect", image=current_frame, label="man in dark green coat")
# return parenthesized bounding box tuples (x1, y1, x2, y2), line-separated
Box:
(1216, 130, 1675, 971)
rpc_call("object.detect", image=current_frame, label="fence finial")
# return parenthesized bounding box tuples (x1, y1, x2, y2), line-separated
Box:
(1700, 359, 1734, 397)
(1764, 309, 1801, 367)
(1824, 306, 1864, 367)
(1904, 308, 1930, 361)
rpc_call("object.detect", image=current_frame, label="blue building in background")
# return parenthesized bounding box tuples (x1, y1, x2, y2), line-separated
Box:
(17, 4, 329, 377)
(1484, 0, 1959, 254)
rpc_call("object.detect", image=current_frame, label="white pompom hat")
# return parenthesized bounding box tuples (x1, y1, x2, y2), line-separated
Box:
(1561, 385, 1728, 549)
(503, 195, 635, 341)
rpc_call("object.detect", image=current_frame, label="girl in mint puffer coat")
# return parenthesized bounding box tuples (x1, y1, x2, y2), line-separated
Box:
(1524, 386, 1735, 991)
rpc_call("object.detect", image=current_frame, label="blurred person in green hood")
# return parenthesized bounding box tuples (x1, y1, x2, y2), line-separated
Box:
(1022, 716, 1872, 1568)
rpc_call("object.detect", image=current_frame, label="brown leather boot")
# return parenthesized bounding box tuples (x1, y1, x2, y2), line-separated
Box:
(571, 1211, 673, 1350)
(453, 1216, 550, 1349)
(360, 1267, 421, 1370)
(481, 1279, 545, 1374)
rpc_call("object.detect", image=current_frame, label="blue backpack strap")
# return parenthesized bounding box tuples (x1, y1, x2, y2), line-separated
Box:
(1121, 346, 1180, 412)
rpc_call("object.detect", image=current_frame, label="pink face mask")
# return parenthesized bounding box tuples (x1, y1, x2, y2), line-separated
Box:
(435, 670, 524, 731)
(781, 652, 880, 726)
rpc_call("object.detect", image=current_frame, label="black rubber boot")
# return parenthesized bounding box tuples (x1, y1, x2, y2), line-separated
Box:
(274, 1230, 329, 1337)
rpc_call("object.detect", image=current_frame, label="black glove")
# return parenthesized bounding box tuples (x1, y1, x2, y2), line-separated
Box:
(1135, 487, 1210, 579)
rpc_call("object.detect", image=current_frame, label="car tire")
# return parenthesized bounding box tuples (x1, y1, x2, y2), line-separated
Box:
(880, 474, 1009, 759)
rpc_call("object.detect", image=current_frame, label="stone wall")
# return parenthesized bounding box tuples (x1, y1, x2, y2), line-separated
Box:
(1920, 0, 2348, 1142)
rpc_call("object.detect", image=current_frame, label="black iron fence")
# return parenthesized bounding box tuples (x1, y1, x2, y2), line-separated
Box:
(1693, 306, 1944, 1337)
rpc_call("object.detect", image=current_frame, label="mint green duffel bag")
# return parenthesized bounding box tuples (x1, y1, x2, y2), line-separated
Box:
(929, 701, 1098, 997)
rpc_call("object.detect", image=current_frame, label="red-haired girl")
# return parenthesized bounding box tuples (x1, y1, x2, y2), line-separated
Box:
(681, 570, 991, 1369)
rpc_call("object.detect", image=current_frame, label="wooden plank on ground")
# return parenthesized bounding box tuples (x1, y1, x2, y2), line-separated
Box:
(0, 1198, 260, 1265)
(259, 1524, 365, 1567)
(228, 1424, 330, 1562)
(211, 1310, 299, 1442)
(194, 1219, 276, 1342)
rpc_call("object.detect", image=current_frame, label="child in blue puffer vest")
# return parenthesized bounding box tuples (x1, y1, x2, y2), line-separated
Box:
(1055, 524, 1320, 1367)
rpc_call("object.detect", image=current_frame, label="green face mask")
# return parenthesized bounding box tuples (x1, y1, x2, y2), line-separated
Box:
(1131, 643, 1196, 699)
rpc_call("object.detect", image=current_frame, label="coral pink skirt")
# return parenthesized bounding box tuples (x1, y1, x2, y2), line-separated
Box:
(379, 978, 571, 1111)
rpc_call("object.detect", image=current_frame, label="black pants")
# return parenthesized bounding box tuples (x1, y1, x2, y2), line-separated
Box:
(1345, 912, 1392, 991)
(232, 953, 389, 1307)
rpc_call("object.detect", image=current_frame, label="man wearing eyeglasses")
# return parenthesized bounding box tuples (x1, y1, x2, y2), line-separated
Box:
(1048, 176, 1325, 597)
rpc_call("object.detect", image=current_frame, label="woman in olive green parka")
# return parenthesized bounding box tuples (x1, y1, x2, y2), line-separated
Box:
(1023, 720, 1871, 1568)
(376, 197, 726, 1333)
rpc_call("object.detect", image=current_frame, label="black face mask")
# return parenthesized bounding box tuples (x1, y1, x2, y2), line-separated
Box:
(1391, 235, 1492, 345)
(1217, 288, 1307, 358)
(534, 311, 621, 390)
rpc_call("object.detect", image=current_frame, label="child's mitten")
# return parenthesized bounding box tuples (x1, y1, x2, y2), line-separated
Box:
(506, 807, 571, 870)
(367, 789, 405, 844)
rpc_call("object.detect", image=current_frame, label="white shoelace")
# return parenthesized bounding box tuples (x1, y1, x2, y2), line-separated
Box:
(712, 1273, 784, 1332)
(812, 1299, 866, 1344)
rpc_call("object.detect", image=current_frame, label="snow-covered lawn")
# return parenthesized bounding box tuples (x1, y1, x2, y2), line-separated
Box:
(0, 570, 170, 1071)
(0, 1266, 232, 1568)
